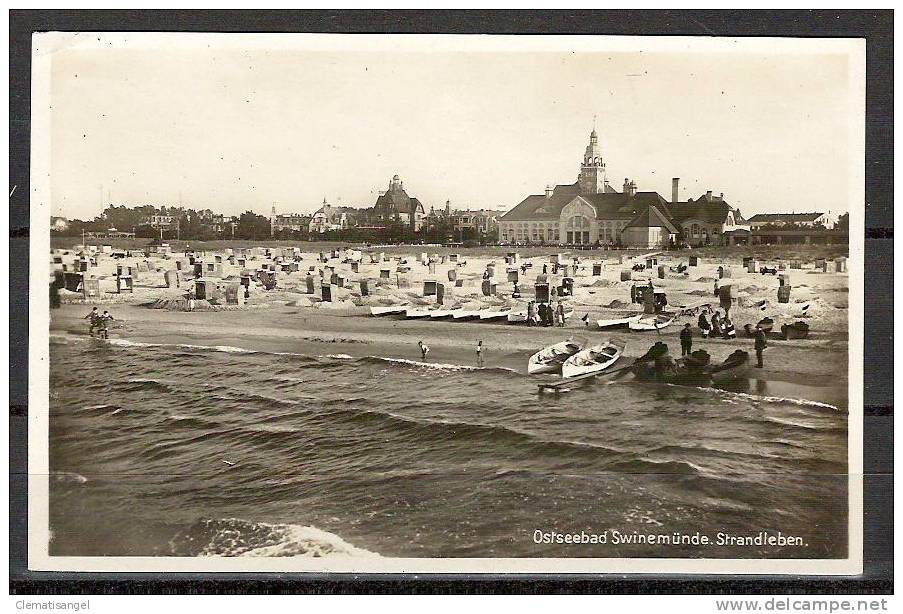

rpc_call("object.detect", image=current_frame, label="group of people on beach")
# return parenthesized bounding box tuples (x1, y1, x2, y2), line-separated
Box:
(685, 307, 768, 368)
(83, 306, 115, 339)
(526, 301, 568, 327)
(697, 307, 737, 340)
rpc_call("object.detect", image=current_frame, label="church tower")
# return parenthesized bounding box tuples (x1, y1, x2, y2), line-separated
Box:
(577, 126, 607, 195)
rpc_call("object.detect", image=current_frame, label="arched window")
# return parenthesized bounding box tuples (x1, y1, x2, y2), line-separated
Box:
(567, 215, 591, 229)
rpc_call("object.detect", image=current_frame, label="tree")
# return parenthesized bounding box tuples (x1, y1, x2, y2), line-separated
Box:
(836, 213, 849, 230)
(235, 211, 272, 240)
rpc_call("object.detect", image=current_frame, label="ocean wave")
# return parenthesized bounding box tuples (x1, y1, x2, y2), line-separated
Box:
(762, 416, 846, 433)
(119, 378, 173, 393)
(606, 458, 704, 475)
(168, 517, 379, 557)
(684, 385, 843, 412)
(108, 339, 256, 354)
(51, 471, 88, 484)
(359, 355, 519, 374)
(341, 407, 622, 461)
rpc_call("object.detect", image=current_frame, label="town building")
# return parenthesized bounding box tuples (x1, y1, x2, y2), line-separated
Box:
(270, 206, 312, 235)
(370, 174, 425, 231)
(86, 227, 136, 239)
(307, 199, 354, 234)
(746, 212, 833, 229)
(498, 128, 749, 247)
(142, 214, 175, 229)
(448, 208, 502, 238)
(670, 188, 751, 247)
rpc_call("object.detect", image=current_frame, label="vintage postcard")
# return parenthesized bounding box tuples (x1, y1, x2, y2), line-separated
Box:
(29, 32, 864, 574)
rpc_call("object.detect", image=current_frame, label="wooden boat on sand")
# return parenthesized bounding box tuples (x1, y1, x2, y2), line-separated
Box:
(596, 314, 642, 329)
(561, 342, 623, 378)
(370, 305, 407, 316)
(629, 313, 674, 331)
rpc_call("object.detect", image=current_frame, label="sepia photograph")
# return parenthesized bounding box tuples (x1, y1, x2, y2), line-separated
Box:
(27, 31, 865, 575)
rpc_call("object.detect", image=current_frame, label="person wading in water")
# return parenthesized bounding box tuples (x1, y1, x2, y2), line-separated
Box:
(97, 310, 115, 339)
(84, 307, 100, 336)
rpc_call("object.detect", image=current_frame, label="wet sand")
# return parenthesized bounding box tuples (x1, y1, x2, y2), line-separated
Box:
(50, 301, 849, 405)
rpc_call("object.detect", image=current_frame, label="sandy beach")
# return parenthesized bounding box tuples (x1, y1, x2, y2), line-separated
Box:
(49, 243, 850, 404)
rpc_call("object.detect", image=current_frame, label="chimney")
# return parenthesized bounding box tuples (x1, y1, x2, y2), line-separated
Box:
(706, 190, 713, 202)
(545, 185, 553, 199)
(625, 179, 637, 198)
(672, 178, 679, 204)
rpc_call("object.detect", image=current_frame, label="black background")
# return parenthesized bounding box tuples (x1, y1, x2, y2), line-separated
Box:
(8, 9, 893, 595)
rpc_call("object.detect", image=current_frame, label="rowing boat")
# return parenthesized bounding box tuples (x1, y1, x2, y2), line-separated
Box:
(404, 307, 433, 319)
(479, 308, 511, 321)
(561, 342, 622, 378)
(370, 305, 407, 316)
(452, 309, 481, 320)
(596, 314, 642, 329)
(629, 314, 674, 331)
(527, 340, 584, 374)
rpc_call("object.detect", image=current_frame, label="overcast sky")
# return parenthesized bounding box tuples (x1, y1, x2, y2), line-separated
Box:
(45, 35, 860, 220)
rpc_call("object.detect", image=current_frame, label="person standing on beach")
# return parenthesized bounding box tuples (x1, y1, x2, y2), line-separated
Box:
(476, 340, 484, 367)
(527, 301, 536, 327)
(680, 323, 693, 356)
(698, 312, 711, 339)
(556, 302, 566, 327)
(754, 325, 767, 368)
(418, 341, 430, 362)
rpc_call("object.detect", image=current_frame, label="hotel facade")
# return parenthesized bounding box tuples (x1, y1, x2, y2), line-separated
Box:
(499, 129, 750, 248)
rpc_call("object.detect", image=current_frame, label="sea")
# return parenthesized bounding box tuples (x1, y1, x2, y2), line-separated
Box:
(48, 335, 849, 559)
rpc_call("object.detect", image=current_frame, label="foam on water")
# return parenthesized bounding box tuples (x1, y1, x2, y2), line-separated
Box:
(674, 385, 842, 412)
(363, 355, 519, 373)
(169, 517, 379, 558)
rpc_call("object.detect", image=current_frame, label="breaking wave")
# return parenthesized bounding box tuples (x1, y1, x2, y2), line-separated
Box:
(359, 355, 519, 374)
(168, 517, 379, 557)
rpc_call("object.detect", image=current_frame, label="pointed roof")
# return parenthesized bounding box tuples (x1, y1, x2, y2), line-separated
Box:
(500, 189, 672, 222)
(624, 205, 679, 234)
(671, 195, 744, 225)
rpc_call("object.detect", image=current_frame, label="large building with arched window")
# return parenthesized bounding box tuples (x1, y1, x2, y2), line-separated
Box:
(499, 129, 748, 247)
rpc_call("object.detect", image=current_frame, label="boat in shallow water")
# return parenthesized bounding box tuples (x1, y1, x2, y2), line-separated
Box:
(561, 342, 623, 378)
(528, 339, 584, 374)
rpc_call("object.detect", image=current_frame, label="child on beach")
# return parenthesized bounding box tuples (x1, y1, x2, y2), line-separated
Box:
(476, 340, 483, 367)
